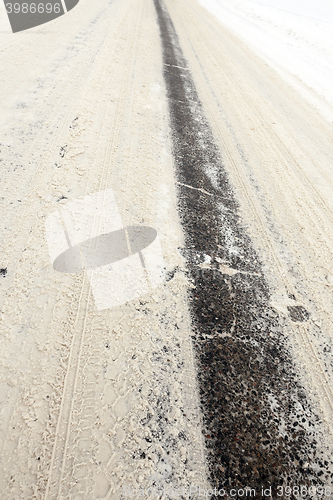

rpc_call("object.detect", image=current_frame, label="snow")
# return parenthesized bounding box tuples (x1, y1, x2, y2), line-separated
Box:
(0, 2, 11, 31)
(199, 0, 333, 121)
(0, 0, 209, 495)
(1, 0, 333, 493)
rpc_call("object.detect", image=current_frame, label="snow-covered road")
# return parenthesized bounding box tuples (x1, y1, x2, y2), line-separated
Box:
(0, 1, 208, 497)
(1, 0, 333, 497)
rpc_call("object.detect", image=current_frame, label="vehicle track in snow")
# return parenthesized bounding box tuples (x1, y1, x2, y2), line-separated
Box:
(154, 0, 333, 492)
(165, 0, 333, 454)
(44, 3, 146, 496)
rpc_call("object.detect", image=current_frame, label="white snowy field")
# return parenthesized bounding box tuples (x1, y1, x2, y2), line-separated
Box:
(199, 0, 333, 121)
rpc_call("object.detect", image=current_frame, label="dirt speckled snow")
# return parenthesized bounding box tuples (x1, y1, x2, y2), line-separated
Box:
(163, 0, 333, 474)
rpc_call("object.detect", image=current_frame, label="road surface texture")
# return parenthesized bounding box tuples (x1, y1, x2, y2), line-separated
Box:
(1, 0, 333, 498)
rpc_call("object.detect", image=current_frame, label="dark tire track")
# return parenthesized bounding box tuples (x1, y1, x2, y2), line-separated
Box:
(153, 0, 332, 493)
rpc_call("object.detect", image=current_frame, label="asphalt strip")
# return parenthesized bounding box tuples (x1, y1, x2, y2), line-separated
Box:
(153, 0, 333, 494)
